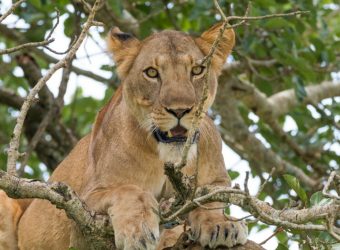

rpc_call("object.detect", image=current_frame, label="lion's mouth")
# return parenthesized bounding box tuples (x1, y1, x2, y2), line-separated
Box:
(153, 125, 199, 144)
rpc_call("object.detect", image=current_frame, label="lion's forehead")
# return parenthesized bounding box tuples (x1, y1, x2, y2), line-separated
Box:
(154, 53, 194, 67)
(138, 31, 203, 64)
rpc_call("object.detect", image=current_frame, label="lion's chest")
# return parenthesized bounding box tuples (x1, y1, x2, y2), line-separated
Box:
(97, 151, 167, 198)
(139, 161, 167, 198)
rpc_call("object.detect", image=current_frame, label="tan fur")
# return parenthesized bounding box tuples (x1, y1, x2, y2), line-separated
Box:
(2, 23, 247, 250)
(0, 191, 22, 250)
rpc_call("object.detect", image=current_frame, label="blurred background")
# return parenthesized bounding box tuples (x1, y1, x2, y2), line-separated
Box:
(0, 0, 339, 249)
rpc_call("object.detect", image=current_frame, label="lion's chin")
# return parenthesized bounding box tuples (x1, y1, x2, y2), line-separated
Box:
(152, 125, 199, 144)
(157, 142, 197, 164)
(152, 124, 199, 163)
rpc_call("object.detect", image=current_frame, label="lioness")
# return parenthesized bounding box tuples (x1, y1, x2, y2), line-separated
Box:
(2, 23, 248, 249)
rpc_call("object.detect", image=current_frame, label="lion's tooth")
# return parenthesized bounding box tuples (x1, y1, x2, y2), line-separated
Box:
(168, 131, 173, 138)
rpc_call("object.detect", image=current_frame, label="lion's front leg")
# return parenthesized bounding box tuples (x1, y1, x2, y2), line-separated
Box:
(188, 202, 248, 249)
(85, 184, 160, 250)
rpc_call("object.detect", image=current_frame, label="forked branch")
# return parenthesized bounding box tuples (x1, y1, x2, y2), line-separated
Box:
(6, 0, 103, 175)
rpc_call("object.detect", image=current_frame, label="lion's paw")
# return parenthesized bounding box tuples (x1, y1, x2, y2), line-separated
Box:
(113, 220, 159, 250)
(189, 211, 248, 248)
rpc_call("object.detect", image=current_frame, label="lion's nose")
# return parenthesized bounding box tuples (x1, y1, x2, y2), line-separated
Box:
(166, 108, 192, 119)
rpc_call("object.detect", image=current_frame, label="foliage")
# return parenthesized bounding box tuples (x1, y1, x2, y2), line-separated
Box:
(0, 0, 339, 249)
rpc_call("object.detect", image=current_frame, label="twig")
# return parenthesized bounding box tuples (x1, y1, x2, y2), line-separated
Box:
(6, 0, 103, 175)
(91, 20, 104, 26)
(259, 227, 284, 245)
(190, 144, 200, 201)
(0, 8, 62, 56)
(323, 171, 340, 202)
(46, 8, 60, 40)
(229, 214, 254, 222)
(0, 0, 25, 23)
(160, 185, 339, 234)
(326, 212, 340, 241)
(193, 200, 229, 210)
(225, 10, 309, 29)
(0, 39, 54, 55)
(0, 23, 117, 87)
(43, 35, 78, 55)
(174, 0, 242, 170)
(18, 59, 73, 176)
(174, 1, 308, 171)
(256, 168, 276, 198)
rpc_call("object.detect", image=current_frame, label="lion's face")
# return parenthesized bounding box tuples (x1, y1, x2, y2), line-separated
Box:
(108, 24, 234, 162)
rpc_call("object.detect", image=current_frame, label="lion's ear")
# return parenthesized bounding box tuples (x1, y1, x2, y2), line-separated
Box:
(107, 27, 140, 78)
(195, 22, 235, 72)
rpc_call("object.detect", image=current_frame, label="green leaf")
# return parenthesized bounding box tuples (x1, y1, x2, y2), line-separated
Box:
(228, 170, 240, 180)
(310, 191, 332, 207)
(283, 174, 308, 205)
(30, 0, 42, 8)
(276, 243, 289, 250)
(293, 76, 307, 102)
(263, 18, 293, 30)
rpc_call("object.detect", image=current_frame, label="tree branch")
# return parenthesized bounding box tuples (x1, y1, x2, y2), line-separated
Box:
(228, 77, 328, 173)
(215, 75, 319, 188)
(0, 24, 117, 87)
(0, 39, 54, 55)
(0, 87, 75, 170)
(0, 0, 25, 23)
(0, 169, 114, 249)
(6, 0, 103, 175)
(268, 81, 340, 118)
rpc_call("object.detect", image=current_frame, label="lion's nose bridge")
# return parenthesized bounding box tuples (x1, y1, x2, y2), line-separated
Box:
(159, 80, 195, 110)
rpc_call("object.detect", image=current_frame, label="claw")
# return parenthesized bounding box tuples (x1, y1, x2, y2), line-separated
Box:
(150, 232, 156, 242)
(224, 228, 229, 239)
(216, 225, 220, 238)
(139, 238, 147, 248)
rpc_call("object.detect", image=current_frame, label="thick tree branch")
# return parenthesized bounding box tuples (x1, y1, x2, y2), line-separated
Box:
(0, 87, 25, 108)
(228, 77, 328, 173)
(160, 185, 339, 231)
(0, 169, 114, 249)
(215, 75, 319, 188)
(268, 81, 340, 118)
(16, 54, 54, 107)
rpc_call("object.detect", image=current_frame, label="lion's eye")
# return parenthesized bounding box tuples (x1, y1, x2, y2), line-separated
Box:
(144, 67, 159, 78)
(191, 66, 205, 76)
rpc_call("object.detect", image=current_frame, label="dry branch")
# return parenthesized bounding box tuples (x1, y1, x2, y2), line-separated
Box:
(165, 1, 314, 211)
(0, 0, 25, 23)
(160, 185, 340, 233)
(0, 39, 55, 55)
(1, 0, 338, 249)
(0, 169, 114, 249)
(6, 0, 102, 175)
(17, 42, 77, 175)
(0, 24, 117, 87)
